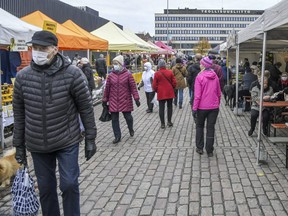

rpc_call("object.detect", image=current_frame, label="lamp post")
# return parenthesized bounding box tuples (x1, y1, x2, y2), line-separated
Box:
(167, 0, 169, 46)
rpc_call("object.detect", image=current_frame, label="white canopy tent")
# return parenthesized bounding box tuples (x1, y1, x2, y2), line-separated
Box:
(0, 8, 41, 148)
(233, 0, 288, 164)
(91, 21, 151, 51)
(0, 8, 41, 45)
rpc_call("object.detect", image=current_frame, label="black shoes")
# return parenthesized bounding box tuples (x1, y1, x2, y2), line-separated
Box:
(179, 105, 182, 109)
(263, 127, 268, 136)
(207, 152, 213, 157)
(129, 130, 134, 137)
(196, 148, 203, 155)
(146, 110, 153, 113)
(161, 124, 165, 129)
(113, 137, 121, 144)
(167, 122, 173, 127)
(248, 129, 254, 136)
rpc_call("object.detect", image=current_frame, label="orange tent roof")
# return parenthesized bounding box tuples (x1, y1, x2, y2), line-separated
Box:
(21, 11, 89, 50)
(62, 20, 108, 51)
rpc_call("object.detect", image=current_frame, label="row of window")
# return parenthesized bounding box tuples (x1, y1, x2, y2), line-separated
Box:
(155, 36, 227, 41)
(155, 16, 258, 22)
(156, 30, 232, 35)
(155, 23, 248, 28)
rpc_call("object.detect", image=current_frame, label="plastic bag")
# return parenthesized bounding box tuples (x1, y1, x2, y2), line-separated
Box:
(11, 167, 40, 216)
(151, 93, 159, 107)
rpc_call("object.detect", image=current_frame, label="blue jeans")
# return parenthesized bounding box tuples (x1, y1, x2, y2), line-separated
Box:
(174, 89, 184, 106)
(31, 144, 80, 216)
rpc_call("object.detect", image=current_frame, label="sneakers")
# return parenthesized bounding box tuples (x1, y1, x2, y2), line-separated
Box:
(167, 122, 173, 127)
(196, 148, 203, 155)
(161, 124, 165, 129)
(207, 152, 214, 157)
(248, 129, 254, 136)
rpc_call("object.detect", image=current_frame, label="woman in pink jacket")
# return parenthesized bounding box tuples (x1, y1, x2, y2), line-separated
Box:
(192, 56, 221, 157)
(102, 55, 140, 144)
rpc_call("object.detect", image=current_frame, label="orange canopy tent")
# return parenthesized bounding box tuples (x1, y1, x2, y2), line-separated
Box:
(62, 20, 108, 51)
(21, 11, 89, 50)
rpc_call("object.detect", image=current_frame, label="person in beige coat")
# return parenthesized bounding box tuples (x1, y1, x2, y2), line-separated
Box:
(172, 58, 188, 108)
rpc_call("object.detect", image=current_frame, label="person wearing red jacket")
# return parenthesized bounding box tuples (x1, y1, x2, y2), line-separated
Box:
(152, 59, 176, 129)
(102, 55, 140, 144)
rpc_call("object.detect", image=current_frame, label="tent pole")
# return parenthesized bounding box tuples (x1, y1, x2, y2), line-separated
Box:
(87, 49, 90, 60)
(235, 44, 240, 115)
(226, 49, 229, 85)
(0, 54, 3, 149)
(256, 31, 267, 165)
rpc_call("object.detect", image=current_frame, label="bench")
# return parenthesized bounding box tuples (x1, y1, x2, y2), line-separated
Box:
(268, 137, 288, 168)
(271, 123, 288, 137)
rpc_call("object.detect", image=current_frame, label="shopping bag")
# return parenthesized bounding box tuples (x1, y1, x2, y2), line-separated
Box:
(11, 167, 40, 216)
(151, 93, 159, 107)
(99, 105, 112, 122)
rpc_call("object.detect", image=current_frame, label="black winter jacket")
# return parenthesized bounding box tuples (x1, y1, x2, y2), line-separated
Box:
(13, 53, 97, 153)
(81, 63, 96, 92)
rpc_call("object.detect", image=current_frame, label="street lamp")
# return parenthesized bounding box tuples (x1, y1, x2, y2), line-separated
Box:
(167, 0, 169, 46)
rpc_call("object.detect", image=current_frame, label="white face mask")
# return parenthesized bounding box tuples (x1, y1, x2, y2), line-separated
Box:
(32, 50, 51, 65)
(282, 77, 288, 81)
(113, 64, 121, 72)
(144, 66, 148, 71)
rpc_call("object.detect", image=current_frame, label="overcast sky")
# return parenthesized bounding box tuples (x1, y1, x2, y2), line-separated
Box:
(60, 0, 282, 35)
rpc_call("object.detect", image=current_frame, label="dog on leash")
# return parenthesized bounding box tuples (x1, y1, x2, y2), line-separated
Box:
(0, 148, 20, 187)
(223, 84, 235, 109)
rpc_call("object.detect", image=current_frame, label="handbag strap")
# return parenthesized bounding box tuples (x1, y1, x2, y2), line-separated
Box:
(160, 72, 173, 88)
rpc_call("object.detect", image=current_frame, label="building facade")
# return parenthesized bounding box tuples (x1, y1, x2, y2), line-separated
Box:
(155, 8, 263, 53)
(0, 0, 122, 32)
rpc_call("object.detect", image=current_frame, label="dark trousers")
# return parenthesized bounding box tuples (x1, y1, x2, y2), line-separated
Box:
(111, 112, 133, 139)
(31, 144, 80, 216)
(145, 91, 155, 111)
(250, 109, 270, 131)
(196, 109, 219, 153)
(238, 89, 251, 111)
(159, 99, 173, 125)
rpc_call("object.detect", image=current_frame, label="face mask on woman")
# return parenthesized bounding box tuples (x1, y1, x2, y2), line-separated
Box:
(144, 66, 148, 71)
(282, 76, 288, 81)
(32, 50, 52, 66)
(113, 64, 121, 72)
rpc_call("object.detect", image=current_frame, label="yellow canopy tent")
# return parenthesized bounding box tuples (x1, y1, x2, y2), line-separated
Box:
(21, 11, 89, 50)
(62, 20, 108, 51)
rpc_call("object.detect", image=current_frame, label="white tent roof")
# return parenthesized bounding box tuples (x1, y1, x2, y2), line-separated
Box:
(237, 0, 288, 51)
(91, 21, 150, 51)
(123, 29, 158, 52)
(0, 8, 41, 45)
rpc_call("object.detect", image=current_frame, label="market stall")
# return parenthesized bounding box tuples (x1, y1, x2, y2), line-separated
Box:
(0, 8, 41, 148)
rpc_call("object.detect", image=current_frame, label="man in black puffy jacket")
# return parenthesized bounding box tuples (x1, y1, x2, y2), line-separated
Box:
(13, 30, 97, 216)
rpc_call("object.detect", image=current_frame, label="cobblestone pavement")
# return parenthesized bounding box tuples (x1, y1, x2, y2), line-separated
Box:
(1, 89, 288, 216)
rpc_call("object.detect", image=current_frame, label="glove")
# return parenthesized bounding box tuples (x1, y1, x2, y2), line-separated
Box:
(15, 146, 27, 166)
(85, 140, 97, 161)
(135, 100, 141, 107)
(102, 101, 107, 107)
(192, 110, 197, 123)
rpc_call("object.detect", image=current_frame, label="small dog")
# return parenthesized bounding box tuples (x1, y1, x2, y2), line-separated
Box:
(223, 84, 235, 109)
(0, 148, 20, 187)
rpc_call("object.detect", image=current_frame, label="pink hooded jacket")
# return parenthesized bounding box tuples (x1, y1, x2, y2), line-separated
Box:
(192, 69, 221, 111)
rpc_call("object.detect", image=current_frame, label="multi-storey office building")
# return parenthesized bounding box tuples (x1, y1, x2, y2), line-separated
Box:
(155, 8, 263, 53)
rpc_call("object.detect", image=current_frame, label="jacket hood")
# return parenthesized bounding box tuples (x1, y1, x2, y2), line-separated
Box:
(31, 53, 71, 75)
(202, 70, 217, 80)
(144, 62, 152, 71)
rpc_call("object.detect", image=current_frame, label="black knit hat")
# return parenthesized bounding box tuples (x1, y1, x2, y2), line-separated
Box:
(28, 30, 58, 46)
